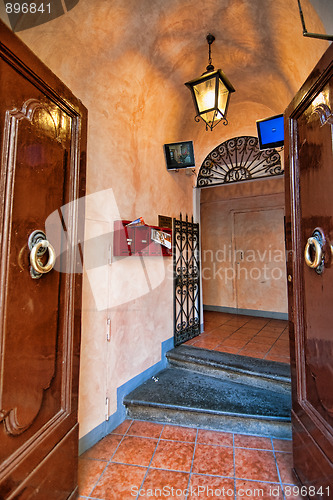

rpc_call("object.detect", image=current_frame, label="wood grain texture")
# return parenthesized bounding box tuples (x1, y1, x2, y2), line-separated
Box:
(0, 19, 86, 498)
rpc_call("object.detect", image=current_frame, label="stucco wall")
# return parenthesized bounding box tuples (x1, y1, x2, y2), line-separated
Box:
(2, 0, 329, 440)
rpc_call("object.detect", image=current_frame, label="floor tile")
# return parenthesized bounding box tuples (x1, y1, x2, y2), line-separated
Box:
(236, 479, 283, 499)
(111, 436, 158, 466)
(212, 325, 239, 333)
(161, 424, 197, 442)
(189, 475, 235, 499)
(192, 444, 234, 476)
(151, 440, 195, 471)
(192, 339, 220, 348)
(197, 429, 233, 447)
(81, 433, 122, 460)
(248, 336, 274, 345)
(185, 340, 198, 346)
(268, 347, 290, 358)
(78, 458, 107, 496)
(229, 334, 256, 343)
(237, 327, 264, 335)
(246, 319, 269, 326)
(214, 345, 240, 354)
(238, 349, 266, 359)
(234, 434, 272, 450)
(225, 319, 249, 327)
(265, 354, 290, 363)
(79, 416, 297, 500)
(127, 420, 163, 438)
(275, 451, 295, 484)
(91, 462, 147, 500)
(272, 439, 292, 452)
(194, 311, 289, 362)
(219, 338, 248, 349)
(111, 419, 133, 435)
(258, 330, 282, 338)
(235, 448, 279, 482)
(140, 469, 189, 499)
(243, 343, 272, 353)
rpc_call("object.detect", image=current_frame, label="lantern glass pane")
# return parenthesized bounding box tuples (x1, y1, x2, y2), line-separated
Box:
(201, 110, 223, 128)
(217, 79, 229, 115)
(193, 76, 217, 113)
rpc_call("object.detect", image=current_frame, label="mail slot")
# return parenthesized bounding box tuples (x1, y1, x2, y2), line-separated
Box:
(113, 220, 135, 256)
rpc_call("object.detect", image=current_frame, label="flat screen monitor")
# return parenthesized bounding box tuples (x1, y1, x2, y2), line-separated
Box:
(164, 141, 195, 170)
(256, 114, 284, 150)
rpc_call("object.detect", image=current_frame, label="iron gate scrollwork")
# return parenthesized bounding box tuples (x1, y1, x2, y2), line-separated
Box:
(173, 214, 201, 346)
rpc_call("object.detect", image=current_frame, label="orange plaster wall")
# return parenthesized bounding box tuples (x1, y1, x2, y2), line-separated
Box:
(4, 0, 329, 437)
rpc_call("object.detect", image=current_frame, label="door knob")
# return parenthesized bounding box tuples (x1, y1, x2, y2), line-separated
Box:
(304, 228, 325, 275)
(28, 230, 56, 279)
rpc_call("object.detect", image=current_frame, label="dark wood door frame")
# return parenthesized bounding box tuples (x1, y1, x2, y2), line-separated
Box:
(285, 43, 333, 497)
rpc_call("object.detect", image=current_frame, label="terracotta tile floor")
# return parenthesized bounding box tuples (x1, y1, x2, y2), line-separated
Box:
(184, 311, 290, 364)
(78, 419, 302, 500)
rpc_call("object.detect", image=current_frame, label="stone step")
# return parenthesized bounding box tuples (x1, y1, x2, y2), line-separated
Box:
(124, 367, 292, 439)
(166, 345, 291, 394)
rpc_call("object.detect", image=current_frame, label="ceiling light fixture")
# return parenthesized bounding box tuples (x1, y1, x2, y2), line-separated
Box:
(185, 34, 235, 131)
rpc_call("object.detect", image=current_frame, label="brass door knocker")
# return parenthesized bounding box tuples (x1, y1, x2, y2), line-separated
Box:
(28, 230, 56, 279)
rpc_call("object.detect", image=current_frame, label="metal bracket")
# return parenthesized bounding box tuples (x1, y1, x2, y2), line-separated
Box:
(297, 0, 333, 41)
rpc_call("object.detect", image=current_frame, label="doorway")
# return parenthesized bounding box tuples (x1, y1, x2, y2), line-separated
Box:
(197, 135, 287, 338)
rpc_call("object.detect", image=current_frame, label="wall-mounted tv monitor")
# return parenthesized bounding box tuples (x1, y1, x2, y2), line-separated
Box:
(256, 114, 284, 150)
(164, 141, 195, 170)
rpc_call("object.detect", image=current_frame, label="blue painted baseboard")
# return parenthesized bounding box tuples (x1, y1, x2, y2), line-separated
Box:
(203, 304, 288, 320)
(78, 336, 174, 455)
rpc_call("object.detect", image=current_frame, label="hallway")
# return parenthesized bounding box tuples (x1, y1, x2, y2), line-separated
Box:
(185, 312, 289, 364)
(78, 419, 299, 499)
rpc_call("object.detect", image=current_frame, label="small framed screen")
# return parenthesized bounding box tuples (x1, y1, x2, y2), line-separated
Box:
(256, 114, 284, 150)
(164, 141, 195, 170)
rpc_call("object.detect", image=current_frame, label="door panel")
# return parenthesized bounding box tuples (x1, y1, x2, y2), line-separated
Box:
(0, 21, 87, 498)
(234, 208, 287, 313)
(285, 44, 333, 497)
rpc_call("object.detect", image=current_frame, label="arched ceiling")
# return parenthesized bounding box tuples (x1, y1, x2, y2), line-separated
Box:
(0, 0, 331, 199)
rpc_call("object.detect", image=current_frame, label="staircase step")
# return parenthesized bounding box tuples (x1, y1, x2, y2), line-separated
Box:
(124, 367, 292, 439)
(166, 345, 291, 394)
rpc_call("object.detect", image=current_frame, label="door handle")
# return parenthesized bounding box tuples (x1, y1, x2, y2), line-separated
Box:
(304, 228, 325, 275)
(28, 230, 56, 279)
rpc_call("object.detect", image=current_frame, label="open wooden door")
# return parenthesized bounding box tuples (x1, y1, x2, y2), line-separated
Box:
(0, 21, 87, 498)
(285, 44, 333, 497)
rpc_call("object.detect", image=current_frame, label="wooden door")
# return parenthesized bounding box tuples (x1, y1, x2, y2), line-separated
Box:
(233, 208, 287, 314)
(0, 21, 87, 498)
(285, 44, 333, 497)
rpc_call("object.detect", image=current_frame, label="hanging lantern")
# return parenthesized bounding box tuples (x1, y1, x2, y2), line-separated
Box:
(185, 34, 235, 131)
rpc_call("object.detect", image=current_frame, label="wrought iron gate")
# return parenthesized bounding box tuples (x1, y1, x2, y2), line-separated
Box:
(173, 214, 201, 346)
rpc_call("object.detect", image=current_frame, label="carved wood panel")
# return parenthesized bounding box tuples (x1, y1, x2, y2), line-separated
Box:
(285, 43, 333, 496)
(0, 20, 87, 498)
(0, 98, 70, 436)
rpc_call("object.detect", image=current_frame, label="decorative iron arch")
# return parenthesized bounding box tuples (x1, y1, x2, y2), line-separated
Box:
(196, 136, 283, 188)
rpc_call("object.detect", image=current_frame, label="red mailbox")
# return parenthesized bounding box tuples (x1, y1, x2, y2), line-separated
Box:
(113, 220, 172, 257)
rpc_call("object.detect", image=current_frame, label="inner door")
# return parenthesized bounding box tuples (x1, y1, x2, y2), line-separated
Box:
(0, 22, 87, 498)
(285, 44, 333, 497)
(233, 208, 287, 314)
